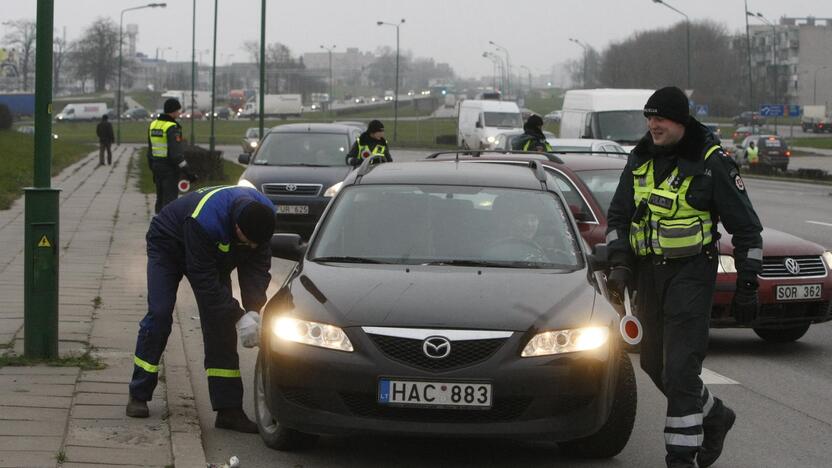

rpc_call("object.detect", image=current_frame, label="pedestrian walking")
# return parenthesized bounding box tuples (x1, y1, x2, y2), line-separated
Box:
(96, 114, 114, 165)
(346, 120, 393, 166)
(126, 185, 276, 433)
(605, 86, 763, 468)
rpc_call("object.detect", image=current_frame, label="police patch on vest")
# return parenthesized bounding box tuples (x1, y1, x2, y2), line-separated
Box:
(150, 129, 164, 137)
(648, 192, 674, 210)
(734, 174, 745, 191)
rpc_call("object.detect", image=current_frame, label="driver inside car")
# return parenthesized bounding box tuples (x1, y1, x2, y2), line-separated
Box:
(485, 209, 549, 262)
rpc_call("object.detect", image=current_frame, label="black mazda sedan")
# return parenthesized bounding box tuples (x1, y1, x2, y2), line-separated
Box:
(256, 159, 636, 458)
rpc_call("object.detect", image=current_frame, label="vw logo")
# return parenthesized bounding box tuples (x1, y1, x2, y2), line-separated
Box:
(784, 258, 801, 275)
(285, 184, 297, 192)
(422, 336, 451, 359)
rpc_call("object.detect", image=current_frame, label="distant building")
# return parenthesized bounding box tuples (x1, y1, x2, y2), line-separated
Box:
(302, 47, 375, 82)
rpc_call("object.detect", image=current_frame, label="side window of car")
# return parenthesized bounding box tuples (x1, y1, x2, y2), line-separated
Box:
(548, 170, 594, 222)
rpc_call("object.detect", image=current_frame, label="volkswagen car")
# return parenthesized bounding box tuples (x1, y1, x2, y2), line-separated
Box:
(256, 159, 636, 456)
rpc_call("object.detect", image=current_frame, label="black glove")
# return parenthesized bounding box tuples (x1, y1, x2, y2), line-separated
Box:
(182, 168, 198, 183)
(606, 266, 632, 305)
(732, 273, 759, 324)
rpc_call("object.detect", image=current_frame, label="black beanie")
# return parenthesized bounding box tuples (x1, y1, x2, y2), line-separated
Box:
(237, 201, 275, 245)
(643, 86, 689, 125)
(367, 120, 384, 133)
(164, 98, 182, 114)
(526, 114, 543, 129)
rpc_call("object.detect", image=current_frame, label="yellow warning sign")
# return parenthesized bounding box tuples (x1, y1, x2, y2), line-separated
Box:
(37, 235, 52, 248)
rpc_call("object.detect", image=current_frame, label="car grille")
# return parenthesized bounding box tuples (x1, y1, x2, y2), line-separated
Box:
(367, 334, 507, 371)
(760, 256, 827, 278)
(280, 386, 325, 410)
(340, 392, 530, 423)
(261, 183, 321, 196)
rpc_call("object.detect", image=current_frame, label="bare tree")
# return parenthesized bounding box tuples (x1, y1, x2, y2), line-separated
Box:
(2, 19, 36, 91)
(71, 17, 119, 92)
(53, 35, 70, 94)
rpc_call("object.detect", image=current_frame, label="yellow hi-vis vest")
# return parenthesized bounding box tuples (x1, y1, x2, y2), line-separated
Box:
(357, 144, 386, 160)
(522, 139, 553, 152)
(148, 119, 177, 158)
(746, 145, 759, 164)
(629, 145, 720, 259)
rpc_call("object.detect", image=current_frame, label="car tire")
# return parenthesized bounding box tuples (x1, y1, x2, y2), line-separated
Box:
(753, 324, 810, 343)
(254, 351, 319, 451)
(558, 350, 637, 459)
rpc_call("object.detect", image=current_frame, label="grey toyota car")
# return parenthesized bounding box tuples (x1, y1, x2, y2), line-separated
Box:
(237, 123, 362, 239)
(256, 158, 637, 457)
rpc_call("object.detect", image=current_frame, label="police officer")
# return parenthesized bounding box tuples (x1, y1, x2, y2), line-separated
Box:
(605, 87, 763, 468)
(512, 114, 552, 152)
(126, 185, 275, 434)
(746, 140, 759, 166)
(346, 119, 393, 166)
(148, 98, 195, 214)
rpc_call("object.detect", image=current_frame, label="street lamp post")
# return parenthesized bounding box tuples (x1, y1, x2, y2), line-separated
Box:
(744, 0, 754, 111)
(568, 38, 588, 88)
(483, 52, 505, 92)
(377, 19, 405, 142)
(519, 65, 532, 95)
(489, 41, 511, 98)
(258, 0, 265, 141)
(320, 45, 336, 116)
(748, 11, 778, 133)
(652, 0, 690, 90)
(191, 0, 196, 145)
(209, 0, 218, 155)
(117, 3, 166, 145)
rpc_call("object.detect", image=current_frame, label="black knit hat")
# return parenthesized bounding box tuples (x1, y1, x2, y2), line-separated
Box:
(163, 98, 182, 114)
(643, 86, 689, 125)
(525, 114, 543, 130)
(237, 201, 275, 245)
(367, 120, 384, 133)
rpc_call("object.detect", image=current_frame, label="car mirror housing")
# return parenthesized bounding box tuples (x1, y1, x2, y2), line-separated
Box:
(238, 153, 251, 165)
(270, 233, 307, 261)
(588, 243, 610, 272)
(475, 121, 482, 128)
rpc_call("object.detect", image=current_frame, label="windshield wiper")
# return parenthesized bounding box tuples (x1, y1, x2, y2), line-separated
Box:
(423, 259, 526, 268)
(282, 163, 331, 167)
(310, 256, 388, 264)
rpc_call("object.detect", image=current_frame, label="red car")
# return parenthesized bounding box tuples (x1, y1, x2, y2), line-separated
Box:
(431, 152, 832, 342)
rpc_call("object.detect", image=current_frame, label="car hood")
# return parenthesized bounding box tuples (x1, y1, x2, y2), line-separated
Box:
(241, 164, 351, 189)
(277, 262, 604, 332)
(717, 225, 824, 256)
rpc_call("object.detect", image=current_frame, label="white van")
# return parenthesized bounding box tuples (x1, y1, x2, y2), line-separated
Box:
(559, 89, 655, 149)
(457, 100, 523, 149)
(55, 102, 108, 121)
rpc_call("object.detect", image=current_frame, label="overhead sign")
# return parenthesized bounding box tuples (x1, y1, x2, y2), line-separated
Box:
(760, 104, 784, 117)
(695, 104, 709, 117)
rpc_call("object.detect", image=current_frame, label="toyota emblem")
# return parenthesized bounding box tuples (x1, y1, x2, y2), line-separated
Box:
(285, 184, 297, 192)
(784, 258, 801, 275)
(422, 336, 451, 359)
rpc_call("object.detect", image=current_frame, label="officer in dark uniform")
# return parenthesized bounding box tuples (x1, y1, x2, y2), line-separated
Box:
(346, 120, 393, 166)
(605, 87, 763, 468)
(148, 98, 195, 214)
(512, 114, 552, 152)
(126, 186, 275, 433)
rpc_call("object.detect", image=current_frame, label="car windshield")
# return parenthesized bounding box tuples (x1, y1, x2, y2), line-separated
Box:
(253, 132, 350, 166)
(484, 112, 523, 128)
(595, 110, 647, 144)
(575, 169, 623, 216)
(310, 185, 581, 269)
(245, 128, 260, 138)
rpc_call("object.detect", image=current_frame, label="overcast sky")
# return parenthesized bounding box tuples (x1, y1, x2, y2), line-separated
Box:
(2, 0, 829, 78)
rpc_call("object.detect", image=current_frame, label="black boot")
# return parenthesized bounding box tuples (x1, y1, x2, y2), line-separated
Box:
(215, 408, 258, 434)
(126, 395, 149, 418)
(698, 401, 736, 468)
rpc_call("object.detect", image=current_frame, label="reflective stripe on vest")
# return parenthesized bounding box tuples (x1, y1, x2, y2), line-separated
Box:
(149, 119, 177, 158)
(522, 139, 553, 152)
(629, 145, 720, 258)
(357, 144, 386, 159)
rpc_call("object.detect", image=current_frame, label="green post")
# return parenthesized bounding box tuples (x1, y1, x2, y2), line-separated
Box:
(24, 0, 60, 359)
(209, 0, 218, 155)
(258, 0, 265, 140)
(191, 0, 196, 145)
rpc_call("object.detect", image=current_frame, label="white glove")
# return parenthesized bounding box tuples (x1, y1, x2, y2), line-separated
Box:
(236, 311, 261, 348)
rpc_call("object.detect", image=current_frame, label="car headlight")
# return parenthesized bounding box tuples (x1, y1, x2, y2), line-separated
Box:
(486, 136, 496, 144)
(273, 317, 354, 352)
(823, 251, 832, 270)
(250, 141, 258, 148)
(717, 255, 737, 274)
(323, 181, 343, 198)
(237, 179, 256, 189)
(521, 326, 609, 357)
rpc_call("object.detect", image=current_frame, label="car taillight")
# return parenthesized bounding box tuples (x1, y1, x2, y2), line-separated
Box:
(785, 150, 791, 157)
(732, 133, 738, 138)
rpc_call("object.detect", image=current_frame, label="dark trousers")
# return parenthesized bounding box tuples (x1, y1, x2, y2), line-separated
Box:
(152, 168, 179, 214)
(635, 249, 720, 465)
(99, 142, 112, 165)
(129, 223, 243, 410)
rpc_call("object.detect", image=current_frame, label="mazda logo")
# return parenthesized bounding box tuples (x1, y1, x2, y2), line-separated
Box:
(285, 184, 297, 192)
(422, 336, 451, 359)
(784, 258, 801, 275)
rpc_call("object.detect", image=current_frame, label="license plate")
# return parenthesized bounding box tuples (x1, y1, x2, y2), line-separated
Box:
(378, 379, 492, 408)
(775, 284, 822, 301)
(276, 205, 309, 215)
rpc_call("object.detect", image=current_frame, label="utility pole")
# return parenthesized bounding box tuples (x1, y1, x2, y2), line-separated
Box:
(569, 38, 588, 88)
(320, 45, 336, 117)
(190, 0, 196, 145)
(377, 19, 405, 142)
(744, 0, 754, 110)
(258, 0, 265, 140)
(209, 0, 218, 155)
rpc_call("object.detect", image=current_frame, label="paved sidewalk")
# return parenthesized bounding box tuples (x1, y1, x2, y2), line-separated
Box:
(0, 147, 205, 467)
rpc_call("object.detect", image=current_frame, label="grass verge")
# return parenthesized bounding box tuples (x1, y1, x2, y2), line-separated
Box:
(133, 150, 245, 194)
(788, 137, 832, 150)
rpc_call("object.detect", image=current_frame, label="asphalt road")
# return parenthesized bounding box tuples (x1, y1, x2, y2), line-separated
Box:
(194, 149, 832, 467)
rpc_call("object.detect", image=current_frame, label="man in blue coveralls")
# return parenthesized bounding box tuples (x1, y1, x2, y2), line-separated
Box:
(126, 185, 275, 433)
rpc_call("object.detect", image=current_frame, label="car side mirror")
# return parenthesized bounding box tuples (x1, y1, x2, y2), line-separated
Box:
(269, 233, 307, 262)
(475, 121, 482, 128)
(588, 243, 610, 272)
(238, 153, 251, 164)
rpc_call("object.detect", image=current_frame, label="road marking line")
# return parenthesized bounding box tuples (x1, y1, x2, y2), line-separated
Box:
(700, 368, 739, 385)
(806, 220, 832, 228)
